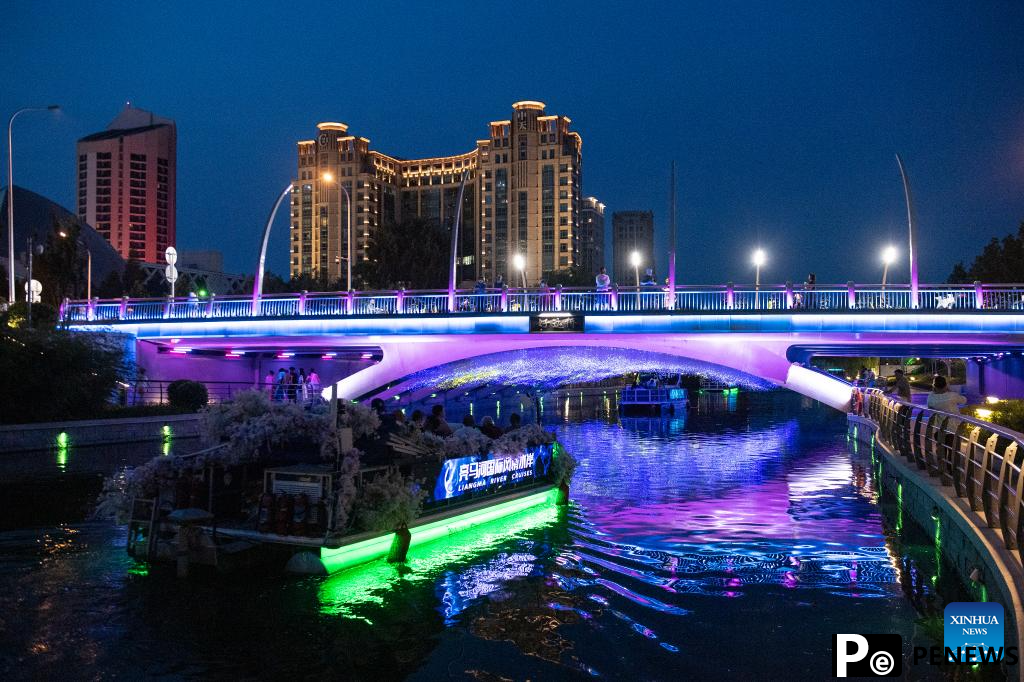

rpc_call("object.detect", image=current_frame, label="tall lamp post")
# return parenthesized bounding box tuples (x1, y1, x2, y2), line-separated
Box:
(895, 154, 919, 308)
(252, 183, 292, 315)
(880, 245, 897, 288)
(322, 172, 353, 291)
(752, 248, 766, 309)
(58, 229, 91, 300)
(513, 253, 527, 288)
(7, 104, 60, 303)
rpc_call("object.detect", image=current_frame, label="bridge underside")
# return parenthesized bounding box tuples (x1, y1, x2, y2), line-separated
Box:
(131, 326, 1024, 413)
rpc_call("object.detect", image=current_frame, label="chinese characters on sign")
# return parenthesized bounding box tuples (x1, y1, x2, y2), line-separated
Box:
(433, 445, 552, 501)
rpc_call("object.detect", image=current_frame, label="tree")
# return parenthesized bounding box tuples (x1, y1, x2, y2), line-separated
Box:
(32, 215, 87, 305)
(949, 222, 1024, 283)
(544, 267, 593, 287)
(0, 328, 127, 423)
(354, 217, 449, 289)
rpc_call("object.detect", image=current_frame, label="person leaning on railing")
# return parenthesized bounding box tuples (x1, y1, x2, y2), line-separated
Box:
(925, 375, 966, 414)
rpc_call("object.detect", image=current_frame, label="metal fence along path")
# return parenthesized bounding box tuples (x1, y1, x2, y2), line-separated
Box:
(60, 282, 1024, 323)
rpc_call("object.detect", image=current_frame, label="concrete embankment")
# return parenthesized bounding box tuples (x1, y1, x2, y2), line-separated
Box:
(0, 413, 202, 453)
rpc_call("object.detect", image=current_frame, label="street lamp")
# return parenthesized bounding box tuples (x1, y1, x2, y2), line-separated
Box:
(512, 253, 527, 288)
(630, 250, 642, 288)
(7, 104, 60, 303)
(59, 229, 91, 300)
(751, 248, 766, 287)
(322, 171, 353, 291)
(880, 245, 897, 288)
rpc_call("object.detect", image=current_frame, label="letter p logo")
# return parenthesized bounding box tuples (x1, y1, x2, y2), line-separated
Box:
(834, 634, 869, 677)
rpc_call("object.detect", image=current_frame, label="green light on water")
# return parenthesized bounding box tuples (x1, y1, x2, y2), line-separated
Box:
(161, 424, 172, 440)
(318, 494, 560, 618)
(56, 432, 68, 448)
(162, 440, 172, 457)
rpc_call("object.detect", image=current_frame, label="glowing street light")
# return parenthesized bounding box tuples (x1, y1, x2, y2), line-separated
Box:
(7, 104, 60, 303)
(751, 248, 766, 287)
(512, 253, 527, 287)
(630, 250, 642, 288)
(881, 245, 897, 288)
(321, 171, 353, 291)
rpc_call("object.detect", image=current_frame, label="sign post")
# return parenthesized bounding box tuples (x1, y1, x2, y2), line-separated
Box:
(164, 247, 178, 297)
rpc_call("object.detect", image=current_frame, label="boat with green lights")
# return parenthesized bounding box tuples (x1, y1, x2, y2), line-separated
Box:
(96, 391, 575, 577)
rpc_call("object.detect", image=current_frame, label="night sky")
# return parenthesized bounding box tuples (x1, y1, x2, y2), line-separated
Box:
(4, 1, 1023, 285)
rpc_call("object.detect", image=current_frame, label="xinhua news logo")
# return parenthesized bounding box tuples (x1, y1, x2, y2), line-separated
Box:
(833, 634, 901, 677)
(944, 602, 1004, 663)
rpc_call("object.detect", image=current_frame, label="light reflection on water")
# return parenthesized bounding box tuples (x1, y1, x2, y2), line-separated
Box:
(1, 393, 956, 679)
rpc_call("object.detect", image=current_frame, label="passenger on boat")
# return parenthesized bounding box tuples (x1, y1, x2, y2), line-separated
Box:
(427, 405, 453, 437)
(462, 414, 477, 428)
(410, 410, 426, 431)
(480, 416, 503, 439)
(506, 413, 522, 432)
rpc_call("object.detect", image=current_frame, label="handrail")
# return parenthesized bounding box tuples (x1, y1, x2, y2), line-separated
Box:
(852, 387, 1024, 565)
(60, 282, 1024, 324)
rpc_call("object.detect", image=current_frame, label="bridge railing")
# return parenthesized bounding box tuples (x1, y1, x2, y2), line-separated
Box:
(59, 282, 1024, 323)
(853, 387, 1024, 566)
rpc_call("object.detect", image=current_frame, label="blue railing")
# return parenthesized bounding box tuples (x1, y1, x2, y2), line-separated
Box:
(60, 282, 1024, 323)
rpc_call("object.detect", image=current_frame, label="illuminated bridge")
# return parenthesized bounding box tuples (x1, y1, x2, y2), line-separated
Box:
(62, 282, 1024, 411)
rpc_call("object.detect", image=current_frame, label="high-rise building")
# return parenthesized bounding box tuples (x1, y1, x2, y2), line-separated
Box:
(612, 210, 655, 285)
(77, 104, 176, 263)
(579, 196, 605, 278)
(291, 101, 582, 285)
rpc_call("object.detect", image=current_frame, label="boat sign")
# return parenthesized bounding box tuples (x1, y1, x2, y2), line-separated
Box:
(433, 445, 552, 501)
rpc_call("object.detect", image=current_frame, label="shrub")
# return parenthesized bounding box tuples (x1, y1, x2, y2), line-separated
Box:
(167, 379, 209, 411)
(986, 400, 1024, 434)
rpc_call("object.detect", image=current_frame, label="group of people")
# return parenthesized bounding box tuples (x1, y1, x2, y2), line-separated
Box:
(369, 399, 524, 440)
(265, 367, 321, 402)
(870, 366, 968, 414)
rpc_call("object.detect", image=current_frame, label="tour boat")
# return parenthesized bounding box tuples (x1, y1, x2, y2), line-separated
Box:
(619, 374, 689, 415)
(122, 423, 571, 577)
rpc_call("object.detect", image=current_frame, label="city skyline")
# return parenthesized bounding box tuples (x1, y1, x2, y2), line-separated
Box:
(3, 3, 1024, 286)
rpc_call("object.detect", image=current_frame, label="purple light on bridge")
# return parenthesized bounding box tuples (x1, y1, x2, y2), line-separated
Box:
(398, 346, 775, 393)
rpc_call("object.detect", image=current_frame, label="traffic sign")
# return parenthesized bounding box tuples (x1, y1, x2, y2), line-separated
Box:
(165, 246, 177, 266)
(24, 279, 42, 303)
(164, 265, 178, 283)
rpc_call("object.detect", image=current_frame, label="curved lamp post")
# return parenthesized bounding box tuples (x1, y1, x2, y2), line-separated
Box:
(448, 170, 469, 312)
(251, 183, 293, 315)
(7, 104, 60, 303)
(895, 154, 919, 308)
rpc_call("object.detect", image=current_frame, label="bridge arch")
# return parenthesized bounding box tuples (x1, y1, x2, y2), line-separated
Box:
(328, 333, 855, 411)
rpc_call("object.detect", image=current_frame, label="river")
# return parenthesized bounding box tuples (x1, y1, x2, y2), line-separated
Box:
(0, 391, 976, 679)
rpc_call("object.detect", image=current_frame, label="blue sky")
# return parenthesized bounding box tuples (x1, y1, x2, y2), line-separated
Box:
(4, 1, 1023, 284)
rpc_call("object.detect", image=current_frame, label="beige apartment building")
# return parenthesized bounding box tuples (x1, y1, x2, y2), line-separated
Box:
(291, 101, 583, 286)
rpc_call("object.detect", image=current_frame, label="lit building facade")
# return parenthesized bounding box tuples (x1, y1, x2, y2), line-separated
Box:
(291, 101, 582, 285)
(612, 210, 655, 285)
(579, 196, 605, 278)
(77, 104, 176, 263)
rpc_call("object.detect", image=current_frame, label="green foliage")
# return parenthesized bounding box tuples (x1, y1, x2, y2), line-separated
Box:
(354, 217, 449, 289)
(544, 267, 593, 287)
(949, 222, 1024, 283)
(0, 328, 126, 424)
(549, 441, 578, 487)
(353, 467, 426, 532)
(167, 379, 209, 411)
(2, 301, 57, 329)
(987, 400, 1024, 434)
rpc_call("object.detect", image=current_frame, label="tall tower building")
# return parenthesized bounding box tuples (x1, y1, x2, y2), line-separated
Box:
(291, 101, 582, 286)
(77, 104, 176, 262)
(612, 210, 655, 285)
(579, 196, 605, 277)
